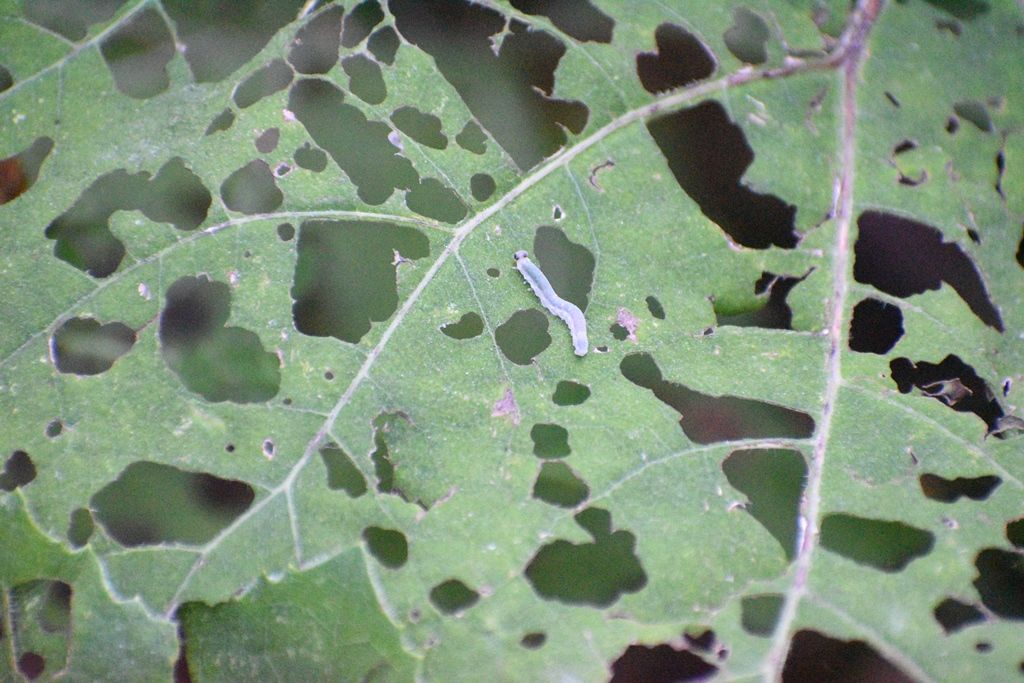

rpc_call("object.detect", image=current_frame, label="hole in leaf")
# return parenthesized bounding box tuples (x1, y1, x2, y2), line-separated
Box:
(973, 548, 1024, 619)
(470, 173, 496, 201)
(369, 412, 416, 502)
(854, 211, 1003, 331)
(722, 449, 807, 561)
(429, 579, 479, 614)
(533, 225, 595, 311)
(524, 507, 646, 607)
(508, 0, 613, 43)
(289, 78, 418, 204)
(893, 139, 917, 155)
(531, 423, 571, 459)
(221, 159, 283, 214)
(1008, 518, 1024, 548)
(904, 0, 990, 20)
(205, 108, 235, 136)
(621, 353, 815, 444)
(160, 275, 281, 403)
(255, 128, 280, 154)
(277, 222, 295, 241)
(647, 101, 798, 249)
(0, 64, 11, 93)
(636, 23, 716, 94)
(520, 632, 546, 649)
(368, 26, 400, 65)
(68, 508, 94, 547)
(532, 461, 589, 507)
(646, 295, 666, 319)
(589, 155, 615, 191)
(933, 597, 986, 633)
(495, 309, 551, 365)
(898, 170, 925, 187)
(372, 440, 395, 493)
(995, 150, 1005, 198)
(144, 159, 213, 230)
(440, 312, 484, 340)
(17, 652, 44, 680)
(890, 354, 1005, 434)
(684, 630, 715, 652)
(52, 317, 136, 375)
(46, 158, 211, 277)
(291, 220, 429, 343)
(99, 7, 175, 99)
(22, 0, 125, 41)
(919, 473, 1001, 502)
(91, 461, 254, 546)
(723, 7, 770, 64)
(819, 513, 934, 572)
(173, 634, 189, 683)
(391, 106, 447, 150)
(715, 271, 805, 330)
(363, 526, 408, 568)
(849, 297, 904, 354)
(0, 137, 53, 205)
(0, 450, 36, 491)
(552, 380, 590, 406)
(233, 58, 294, 108)
(610, 323, 629, 341)
(391, 0, 588, 170)
(288, 5, 343, 75)
(954, 100, 994, 131)
(455, 120, 488, 154)
(45, 419, 63, 438)
(342, 54, 387, 104)
(342, 0, 384, 48)
(741, 593, 784, 636)
(262, 439, 276, 458)
(320, 442, 367, 497)
(610, 643, 717, 682)
(783, 629, 916, 682)
(35, 581, 71, 633)
(163, 0, 304, 83)
(405, 177, 466, 224)
(294, 142, 328, 172)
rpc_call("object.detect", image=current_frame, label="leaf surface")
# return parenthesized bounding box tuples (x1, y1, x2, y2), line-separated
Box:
(1, 0, 1022, 680)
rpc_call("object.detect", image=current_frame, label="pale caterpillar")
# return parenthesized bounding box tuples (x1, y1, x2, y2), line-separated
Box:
(514, 250, 588, 356)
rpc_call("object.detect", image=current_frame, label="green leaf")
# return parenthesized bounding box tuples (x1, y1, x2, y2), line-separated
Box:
(2, 0, 1022, 680)
(179, 548, 416, 681)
